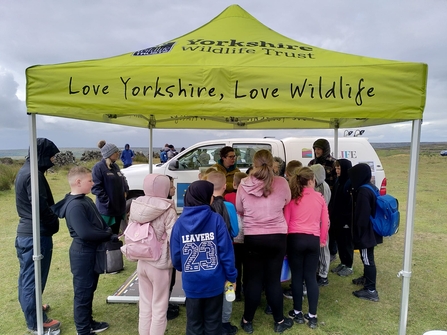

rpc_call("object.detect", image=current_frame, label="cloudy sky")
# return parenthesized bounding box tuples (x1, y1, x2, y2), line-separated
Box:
(0, 0, 445, 150)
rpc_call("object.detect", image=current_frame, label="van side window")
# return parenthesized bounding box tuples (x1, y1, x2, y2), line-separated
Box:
(232, 143, 272, 169)
(175, 144, 224, 170)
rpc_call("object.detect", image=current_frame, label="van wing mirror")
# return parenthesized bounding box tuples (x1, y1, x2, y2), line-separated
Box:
(168, 160, 179, 171)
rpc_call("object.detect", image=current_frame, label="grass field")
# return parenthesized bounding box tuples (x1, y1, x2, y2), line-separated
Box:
(1, 147, 447, 335)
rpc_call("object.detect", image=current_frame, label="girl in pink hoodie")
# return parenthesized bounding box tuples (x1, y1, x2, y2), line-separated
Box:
(284, 167, 329, 329)
(128, 174, 177, 335)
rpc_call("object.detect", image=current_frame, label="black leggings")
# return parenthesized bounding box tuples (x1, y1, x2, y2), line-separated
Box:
(287, 233, 320, 315)
(243, 234, 287, 323)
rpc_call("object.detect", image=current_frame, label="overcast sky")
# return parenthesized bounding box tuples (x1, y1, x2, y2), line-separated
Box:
(0, 0, 445, 150)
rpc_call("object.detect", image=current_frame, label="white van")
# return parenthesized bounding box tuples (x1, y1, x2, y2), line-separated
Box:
(122, 137, 386, 212)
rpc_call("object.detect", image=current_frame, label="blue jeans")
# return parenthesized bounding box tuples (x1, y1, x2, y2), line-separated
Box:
(15, 236, 53, 330)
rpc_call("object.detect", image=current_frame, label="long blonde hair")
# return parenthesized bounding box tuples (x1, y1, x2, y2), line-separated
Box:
(289, 167, 314, 204)
(251, 149, 274, 197)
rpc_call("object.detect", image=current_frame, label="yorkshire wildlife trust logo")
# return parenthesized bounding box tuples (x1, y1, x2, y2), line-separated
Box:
(133, 42, 176, 56)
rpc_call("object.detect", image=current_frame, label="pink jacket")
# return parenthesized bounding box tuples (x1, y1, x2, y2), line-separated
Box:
(284, 187, 329, 245)
(236, 176, 291, 235)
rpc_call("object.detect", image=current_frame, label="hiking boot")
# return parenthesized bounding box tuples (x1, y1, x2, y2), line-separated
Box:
(283, 289, 293, 299)
(273, 318, 293, 333)
(43, 318, 61, 331)
(222, 322, 238, 335)
(288, 310, 305, 324)
(240, 318, 253, 334)
(167, 303, 180, 320)
(331, 263, 345, 273)
(337, 267, 354, 277)
(91, 320, 109, 333)
(352, 288, 379, 302)
(317, 276, 329, 287)
(304, 313, 318, 329)
(352, 276, 366, 286)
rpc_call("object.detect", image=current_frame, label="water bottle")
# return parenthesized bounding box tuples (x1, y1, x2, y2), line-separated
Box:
(225, 282, 235, 302)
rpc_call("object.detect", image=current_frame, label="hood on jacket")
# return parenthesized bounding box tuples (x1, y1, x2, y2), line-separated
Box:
(240, 175, 266, 198)
(310, 164, 325, 186)
(313, 138, 331, 159)
(217, 159, 238, 172)
(184, 180, 214, 207)
(52, 193, 83, 218)
(143, 174, 170, 198)
(348, 163, 372, 190)
(336, 159, 353, 184)
(27, 138, 60, 173)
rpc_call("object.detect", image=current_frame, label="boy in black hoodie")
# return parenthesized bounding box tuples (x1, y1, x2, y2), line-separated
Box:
(52, 166, 114, 335)
(348, 163, 382, 302)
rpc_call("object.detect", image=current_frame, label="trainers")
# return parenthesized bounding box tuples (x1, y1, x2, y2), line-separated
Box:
(167, 303, 180, 320)
(273, 318, 293, 333)
(240, 318, 253, 334)
(27, 329, 61, 335)
(304, 313, 318, 329)
(283, 289, 293, 299)
(43, 319, 61, 331)
(352, 276, 366, 286)
(222, 322, 238, 335)
(317, 276, 329, 287)
(288, 310, 305, 324)
(331, 263, 345, 273)
(337, 267, 353, 277)
(353, 288, 379, 302)
(330, 254, 337, 263)
(264, 304, 272, 315)
(90, 320, 109, 333)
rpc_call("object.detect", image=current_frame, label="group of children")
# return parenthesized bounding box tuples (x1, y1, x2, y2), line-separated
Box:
(49, 137, 381, 335)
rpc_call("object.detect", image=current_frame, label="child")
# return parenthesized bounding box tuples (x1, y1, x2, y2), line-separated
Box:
(224, 172, 247, 302)
(170, 180, 237, 335)
(309, 164, 331, 286)
(348, 163, 382, 302)
(206, 171, 239, 335)
(128, 174, 177, 334)
(52, 166, 113, 335)
(285, 160, 303, 180)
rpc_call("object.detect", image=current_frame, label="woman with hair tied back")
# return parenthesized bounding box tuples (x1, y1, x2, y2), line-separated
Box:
(91, 140, 129, 235)
(284, 167, 329, 329)
(235, 149, 293, 334)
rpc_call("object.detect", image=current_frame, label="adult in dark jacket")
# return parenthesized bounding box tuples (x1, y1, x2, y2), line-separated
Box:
(91, 140, 129, 234)
(348, 163, 383, 302)
(52, 166, 113, 335)
(15, 138, 61, 334)
(329, 159, 354, 276)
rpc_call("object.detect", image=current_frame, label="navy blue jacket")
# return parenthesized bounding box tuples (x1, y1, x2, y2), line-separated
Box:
(91, 159, 128, 216)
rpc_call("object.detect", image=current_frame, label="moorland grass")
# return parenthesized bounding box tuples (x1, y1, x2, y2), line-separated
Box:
(1, 149, 447, 334)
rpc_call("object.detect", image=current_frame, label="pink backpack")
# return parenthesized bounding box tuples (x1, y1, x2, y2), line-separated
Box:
(120, 221, 165, 262)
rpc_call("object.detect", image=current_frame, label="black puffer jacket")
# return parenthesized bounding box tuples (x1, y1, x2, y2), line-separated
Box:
(15, 138, 60, 237)
(348, 163, 383, 249)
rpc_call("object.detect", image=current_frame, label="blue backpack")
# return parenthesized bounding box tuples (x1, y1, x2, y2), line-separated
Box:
(160, 150, 168, 163)
(360, 184, 400, 237)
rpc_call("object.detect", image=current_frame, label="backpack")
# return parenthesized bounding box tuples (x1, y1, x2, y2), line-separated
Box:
(160, 150, 168, 163)
(360, 184, 400, 237)
(120, 220, 165, 262)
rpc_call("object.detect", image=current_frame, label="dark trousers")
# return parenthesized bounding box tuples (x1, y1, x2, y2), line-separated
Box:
(243, 234, 287, 323)
(185, 294, 223, 335)
(336, 227, 354, 268)
(233, 243, 244, 298)
(70, 243, 99, 335)
(359, 247, 377, 291)
(15, 236, 53, 330)
(328, 224, 338, 256)
(287, 233, 320, 315)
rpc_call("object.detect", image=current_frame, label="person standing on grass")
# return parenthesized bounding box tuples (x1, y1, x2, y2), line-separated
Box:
(284, 167, 329, 329)
(236, 149, 293, 334)
(92, 140, 128, 235)
(329, 159, 354, 277)
(348, 163, 382, 302)
(52, 166, 113, 335)
(120, 143, 135, 168)
(14, 138, 61, 335)
(170, 180, 237, 335)
(128, 174, 177, 335)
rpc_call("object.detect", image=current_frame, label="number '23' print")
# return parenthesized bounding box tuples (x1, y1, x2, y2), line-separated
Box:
(183, 241, 218, 272)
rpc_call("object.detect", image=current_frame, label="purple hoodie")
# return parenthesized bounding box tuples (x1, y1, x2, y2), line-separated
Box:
(235, 175, 291, 235)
